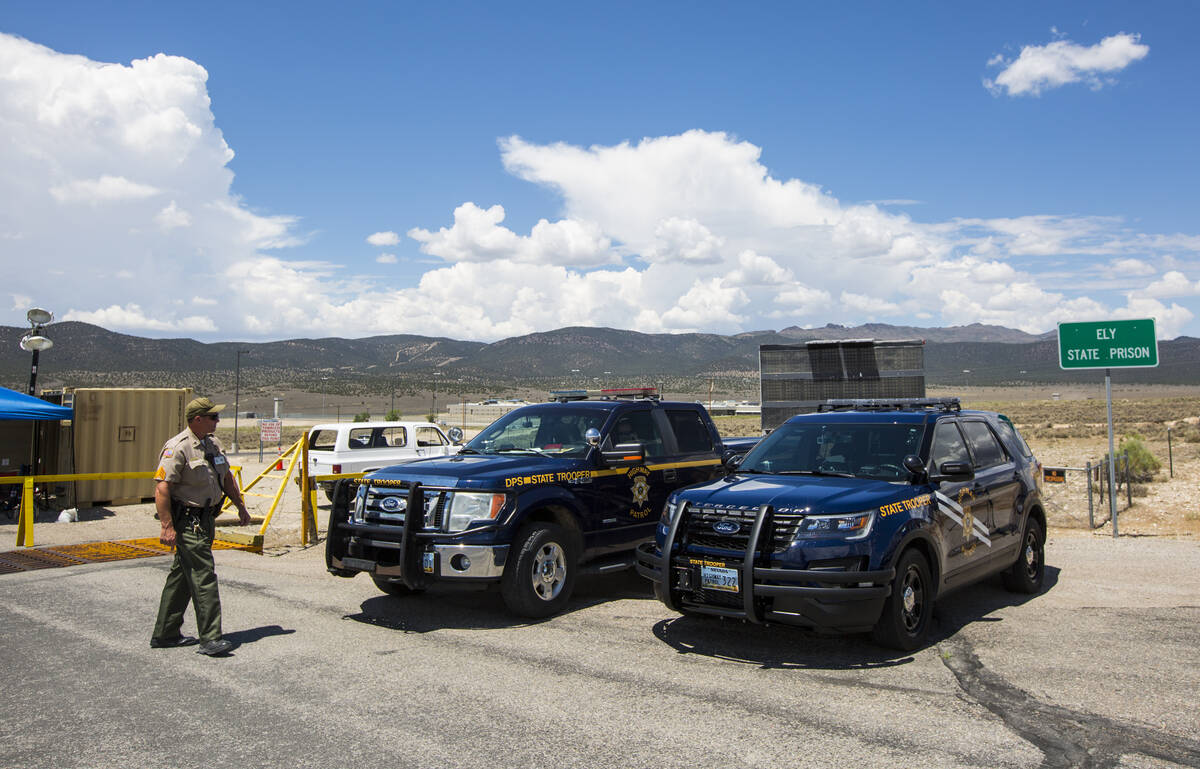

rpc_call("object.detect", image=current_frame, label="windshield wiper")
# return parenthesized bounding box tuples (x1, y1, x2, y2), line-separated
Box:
(456, 447, 482, 455)
(775, 469, 856, 478)
(496, 448, 550, 457)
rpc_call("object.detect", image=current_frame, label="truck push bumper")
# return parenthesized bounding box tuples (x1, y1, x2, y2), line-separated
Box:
(328, 480, 508, 587)
(636, 503, 895, 633)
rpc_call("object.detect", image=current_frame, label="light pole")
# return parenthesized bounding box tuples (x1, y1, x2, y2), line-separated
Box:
(321, 376, 330, 420)
(233, 349, 250, 452)
(20, 308, 53, 479)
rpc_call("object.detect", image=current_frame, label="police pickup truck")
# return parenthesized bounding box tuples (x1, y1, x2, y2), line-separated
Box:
(635, 398, 1046, 649)
(326, 388, 758, 617)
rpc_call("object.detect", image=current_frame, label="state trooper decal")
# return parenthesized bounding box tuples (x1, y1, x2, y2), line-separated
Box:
(628, 466, 652, 518)
(934, 487, 991, 555)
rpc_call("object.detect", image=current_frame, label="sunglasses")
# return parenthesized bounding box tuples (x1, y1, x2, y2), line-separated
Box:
(203, 414, 220, 421)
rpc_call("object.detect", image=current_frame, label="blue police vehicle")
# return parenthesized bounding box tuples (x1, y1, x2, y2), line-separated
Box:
(635, 398, 1046, 649)
(326, 388, 756, 617)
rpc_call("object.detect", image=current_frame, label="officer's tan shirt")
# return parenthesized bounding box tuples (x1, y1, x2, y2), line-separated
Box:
(153, 428, 230, 508)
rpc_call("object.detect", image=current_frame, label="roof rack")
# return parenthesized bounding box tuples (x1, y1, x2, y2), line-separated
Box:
(818, 398, 961, 413)
(548, 387, 660, 403)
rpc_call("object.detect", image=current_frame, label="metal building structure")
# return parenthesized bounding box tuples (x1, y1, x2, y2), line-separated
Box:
(759, 339, 926, 431)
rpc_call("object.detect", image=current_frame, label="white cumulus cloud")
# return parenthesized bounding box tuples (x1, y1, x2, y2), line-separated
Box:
(367, 231, 400, 246)
(986, 32, 1149, 97)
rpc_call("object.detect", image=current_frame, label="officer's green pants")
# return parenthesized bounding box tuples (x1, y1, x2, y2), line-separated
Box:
(152, 512, 222, 642)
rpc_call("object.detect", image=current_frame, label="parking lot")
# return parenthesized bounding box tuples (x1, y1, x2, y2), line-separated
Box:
(1, 529, 1197, 769)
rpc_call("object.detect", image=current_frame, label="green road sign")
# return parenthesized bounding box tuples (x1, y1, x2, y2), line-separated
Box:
(1058, 319, 1158, 369)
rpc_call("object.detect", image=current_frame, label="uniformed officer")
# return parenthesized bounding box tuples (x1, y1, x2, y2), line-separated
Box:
(150, 396, 251, 656)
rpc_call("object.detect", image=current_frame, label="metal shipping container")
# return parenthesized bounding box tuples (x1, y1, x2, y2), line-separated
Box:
(760, 340, 925, 431)
(72, 388, 191, 507)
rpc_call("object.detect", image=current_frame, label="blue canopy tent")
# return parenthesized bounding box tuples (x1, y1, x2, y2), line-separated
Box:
(0, 386, 73, 420)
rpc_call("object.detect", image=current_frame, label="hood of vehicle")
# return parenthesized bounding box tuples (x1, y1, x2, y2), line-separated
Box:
(676, 473, 920, 515)
(365, 453, 587, 489)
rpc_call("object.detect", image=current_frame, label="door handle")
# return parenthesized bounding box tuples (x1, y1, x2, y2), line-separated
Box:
(664, 469, 677, 482)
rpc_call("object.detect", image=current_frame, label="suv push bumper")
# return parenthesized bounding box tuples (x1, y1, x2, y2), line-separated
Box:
(634, 503, 895, 633)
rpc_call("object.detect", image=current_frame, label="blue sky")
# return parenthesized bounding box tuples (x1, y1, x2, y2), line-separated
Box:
(2, 1, 1197, 341)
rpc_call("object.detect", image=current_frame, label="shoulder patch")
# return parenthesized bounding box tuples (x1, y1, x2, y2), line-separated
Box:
(162, 448, 174, 459)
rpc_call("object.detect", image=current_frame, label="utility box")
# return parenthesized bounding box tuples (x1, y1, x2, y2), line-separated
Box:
(760, 340, 925, 431)
(72, 388, 191, 507)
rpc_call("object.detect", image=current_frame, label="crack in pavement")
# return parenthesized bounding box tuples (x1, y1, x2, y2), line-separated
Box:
(937, 636, 1200, 769)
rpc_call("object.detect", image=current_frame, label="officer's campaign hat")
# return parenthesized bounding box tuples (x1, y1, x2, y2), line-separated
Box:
(186, 397, 226, 421)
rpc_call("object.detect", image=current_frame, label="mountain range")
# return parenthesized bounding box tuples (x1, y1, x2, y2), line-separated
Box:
(2, 321, 1196, 392)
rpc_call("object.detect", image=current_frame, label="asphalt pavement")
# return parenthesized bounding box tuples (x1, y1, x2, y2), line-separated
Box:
(1, 533, 1197, 769)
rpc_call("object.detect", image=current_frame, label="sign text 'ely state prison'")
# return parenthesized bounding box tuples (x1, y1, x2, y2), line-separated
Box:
(1058, 319, 1158, 370)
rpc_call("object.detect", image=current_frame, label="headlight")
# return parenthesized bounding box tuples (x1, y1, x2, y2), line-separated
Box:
(662, 496, 680, 524)
(445, 492, 506, 532)
(352, 484, 368, 523)
(793, 511, 874, 541)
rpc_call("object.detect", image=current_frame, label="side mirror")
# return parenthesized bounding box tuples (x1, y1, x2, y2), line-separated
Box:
(584, 427, 602, 447)
(932, 461, 975, 482)
(447, 427, 464, 445)
(902, 454, 926, 475)
(725, 453, 745, 471)
(601, 442, 644, 467)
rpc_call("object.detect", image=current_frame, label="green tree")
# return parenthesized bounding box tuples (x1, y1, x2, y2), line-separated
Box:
(385, 409, 401, 421)
(1118, 433, 1161, 482)
(353, 411, 371, 423)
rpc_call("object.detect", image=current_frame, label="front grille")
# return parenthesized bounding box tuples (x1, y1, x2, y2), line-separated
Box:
(682, 505, 807, 553)
(361, 485, 446, 530)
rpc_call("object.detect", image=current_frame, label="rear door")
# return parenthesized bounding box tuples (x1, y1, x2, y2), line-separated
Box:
(663, 406, 723, 492)
(960, 418, 1021, 554)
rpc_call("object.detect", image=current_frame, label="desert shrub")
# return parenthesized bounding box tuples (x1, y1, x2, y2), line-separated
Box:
(1171, 423, 1200, 443)
(353, 412, 371, 423)
(1118, 433, 1161, 482)
(385, 409, 401, 421)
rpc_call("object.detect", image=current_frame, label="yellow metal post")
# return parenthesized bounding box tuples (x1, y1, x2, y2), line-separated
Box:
(17, 477, 34, 547)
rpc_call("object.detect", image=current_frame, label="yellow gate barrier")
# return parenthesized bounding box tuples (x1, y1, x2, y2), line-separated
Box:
(3, 434, 367, 548)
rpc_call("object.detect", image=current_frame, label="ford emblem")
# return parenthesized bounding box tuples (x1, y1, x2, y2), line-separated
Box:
(713, 520, 741, 535)
(380, 496, 404, 513)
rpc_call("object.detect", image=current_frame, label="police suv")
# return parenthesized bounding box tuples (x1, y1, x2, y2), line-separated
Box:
(326, 388, 755, 617)
(635, 398, 1046, 649)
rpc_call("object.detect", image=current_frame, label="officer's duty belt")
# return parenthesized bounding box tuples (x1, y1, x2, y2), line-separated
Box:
(172, 502, 219, 516)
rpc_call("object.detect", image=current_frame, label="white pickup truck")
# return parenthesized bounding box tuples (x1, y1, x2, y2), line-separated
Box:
(307, 421, 462, 499)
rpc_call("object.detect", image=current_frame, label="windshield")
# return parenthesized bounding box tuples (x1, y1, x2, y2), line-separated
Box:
(464, 406, 607, 457)
(740, 421, 925, 482)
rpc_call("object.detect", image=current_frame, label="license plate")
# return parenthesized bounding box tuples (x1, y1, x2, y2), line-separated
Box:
(342, 556, 376, 572)
(423, 551, 436, 574)
(701, 564, 739, 593)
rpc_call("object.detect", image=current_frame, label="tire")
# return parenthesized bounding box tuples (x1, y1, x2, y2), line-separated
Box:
(872, 549, 934, 651)
(501, 522, 578, 618)
(371, 574, 425, 596)
(1002, 518, 1045, 594)
(321, 483, 337, 504)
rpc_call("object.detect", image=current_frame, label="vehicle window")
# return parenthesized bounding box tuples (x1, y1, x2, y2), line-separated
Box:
(416, 427, 447, 447)
(347, 427, 392, 449)
(607, 410, 666, 458)
(309, 429, 336, 451)
(995, 416, 1033, 458)
(929, 421, 970, 470)
(961, 420, 1008, 469)
(466, 407, 606, 456)
(666, 409, 713, 453)
(739, 421, 922, 481)
(378, 426, 407, 447)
